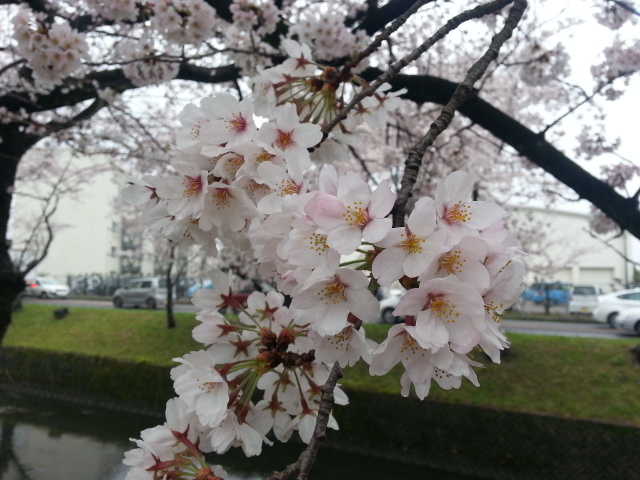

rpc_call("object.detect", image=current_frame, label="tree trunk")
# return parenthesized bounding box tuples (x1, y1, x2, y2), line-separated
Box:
(166, 244, 176, 329)
(543, 285, 551, 316)
(0, 126, 40, 346)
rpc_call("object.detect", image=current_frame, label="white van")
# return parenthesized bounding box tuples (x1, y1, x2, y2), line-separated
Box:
(568, 284, 604, 315)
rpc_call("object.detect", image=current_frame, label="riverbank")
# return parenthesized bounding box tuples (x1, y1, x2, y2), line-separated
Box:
(5, 304, 640, 424)
(2, 346, 639, 480)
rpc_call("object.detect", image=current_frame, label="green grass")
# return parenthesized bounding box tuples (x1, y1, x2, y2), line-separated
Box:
(5, 305, 640, 425)
(5, 304, 202, 366)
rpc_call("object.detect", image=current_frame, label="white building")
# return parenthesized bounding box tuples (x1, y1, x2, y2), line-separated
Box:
(10, 151, 148, 281)
(509, 205, 636, 291)
(10, 151, 638, 293)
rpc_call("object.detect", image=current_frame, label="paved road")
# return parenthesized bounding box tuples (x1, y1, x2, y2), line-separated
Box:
(22, 297, 199, 314)
(500, 319, 636, 339)
(21, 297, 638, 339)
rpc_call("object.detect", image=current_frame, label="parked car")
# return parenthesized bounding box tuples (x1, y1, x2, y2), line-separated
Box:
(521, 282, 572, 305)
(377, 290, 404, 324)
(568, 284, 604, 315)
(112, 277, 171, 309)
(24, 277, 70, 299)
(612, 308, 640, 335)
(592, 288, 640, 327)
(186, 278, 213, 298)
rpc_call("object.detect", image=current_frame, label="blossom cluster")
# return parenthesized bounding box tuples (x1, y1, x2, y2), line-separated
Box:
(11, 5, 89, 89)
(590, 37, 640, 83)
(123, 78, 523, 480)
(119, 39, 181, 87)
(151, 0, 218, 46)
(595, 2, 637, 30)
(288, 7, 370, 62)
(230, 0, 280, 37)
(519, 43, 570, 87)
(124, 281, 347, 480)
(121, 32, 524, 480)
(85, 0, 139, 22)
(249, 39, 405, 159)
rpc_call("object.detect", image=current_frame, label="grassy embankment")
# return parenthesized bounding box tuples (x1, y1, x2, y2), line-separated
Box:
(5, 304, 640, 426)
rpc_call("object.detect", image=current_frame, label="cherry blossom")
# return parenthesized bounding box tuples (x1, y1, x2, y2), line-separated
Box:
(292, 267, 378, 336)
(254, 103, 322, 174)
(152, 161, 209, 219)
(306, 173, 395, 255)
(372, 196, 450, 286)
(394, 277, 485, 353)
(435, 170, 506, 242)
(172, 349, 230, 428)
(113, 36, 529, 479)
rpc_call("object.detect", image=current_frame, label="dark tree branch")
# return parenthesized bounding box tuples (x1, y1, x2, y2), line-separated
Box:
(339, 67, 640, 239)
(0, 64, 240, 114)
(46, 97, 108, 134)
(609, 0, 640, 16)
(0, 59, 26, 78)
(349, 0, 422, 35)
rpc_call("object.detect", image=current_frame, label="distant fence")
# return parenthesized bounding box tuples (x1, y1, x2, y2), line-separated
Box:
(1, 346, 639, 480)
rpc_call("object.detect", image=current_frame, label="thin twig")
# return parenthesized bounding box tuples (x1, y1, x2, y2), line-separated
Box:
(320, 0, 516, 141)
(343, 0, 435, 72)
(349, 145, 379, 185)
(0, 59, 26, 78)
(392, 0, 527, 227)
(107, 102, 167, 152)
(540, 73, 632, 136)
(583, 228, 640, 268)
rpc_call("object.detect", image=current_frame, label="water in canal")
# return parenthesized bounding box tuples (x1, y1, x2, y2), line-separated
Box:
(0, 392, 480, 480)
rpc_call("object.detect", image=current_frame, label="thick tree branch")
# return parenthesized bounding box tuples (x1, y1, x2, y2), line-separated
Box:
(610, 0, 640, 16)
(348, 0, 423, 35)
(0, 64, 240, 114)
(46, 97, 108, 134)
(346, 68, 640, 239)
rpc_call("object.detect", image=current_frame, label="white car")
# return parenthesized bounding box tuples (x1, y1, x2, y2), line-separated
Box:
(377, 290, 404, 324)
(612, 308, 640, 335)
(24, 277, 70, 299)
(592, 288, 640, 327)
(568, 284, 604, 315)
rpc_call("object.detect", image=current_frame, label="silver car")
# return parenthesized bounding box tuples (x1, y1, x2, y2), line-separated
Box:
(24, 277, 70, 299)
(112, 277, 169, 309)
